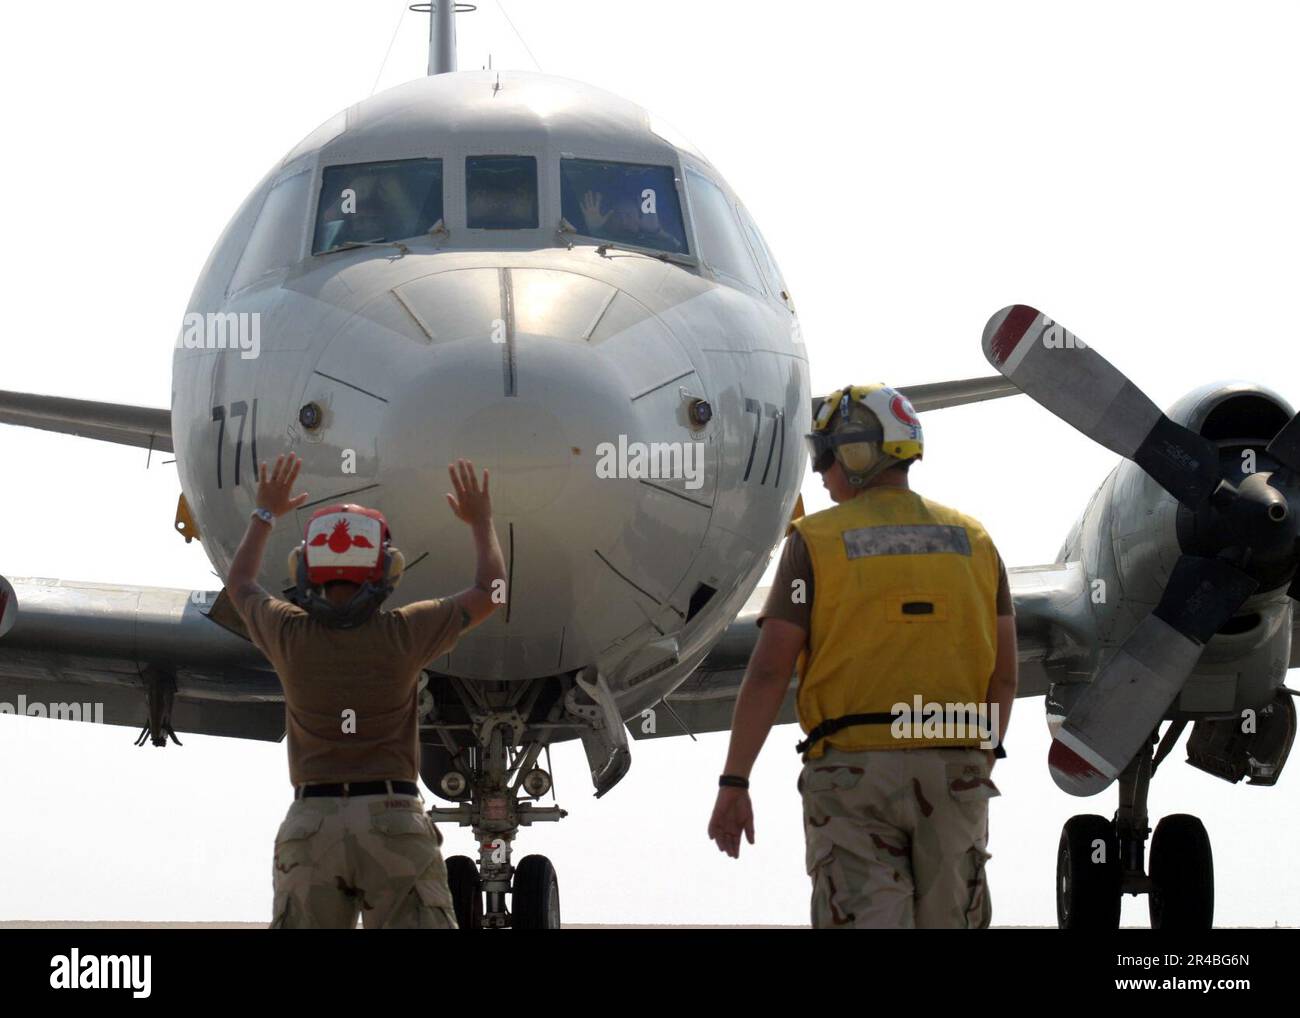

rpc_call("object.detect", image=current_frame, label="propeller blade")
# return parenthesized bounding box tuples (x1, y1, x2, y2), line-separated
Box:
(1265, 410, 1300, 476)
(983, 305, 1221, 507)
(1048, 555, 1258, 796)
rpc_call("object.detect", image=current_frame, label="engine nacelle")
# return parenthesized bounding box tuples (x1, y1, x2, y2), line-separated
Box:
(1051, 382, 1297, 722)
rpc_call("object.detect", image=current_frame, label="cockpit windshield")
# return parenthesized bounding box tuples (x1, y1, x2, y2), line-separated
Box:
(313, 158, 444, 254)
(467, 155, 539, 229)
(561, 158, 688, 254)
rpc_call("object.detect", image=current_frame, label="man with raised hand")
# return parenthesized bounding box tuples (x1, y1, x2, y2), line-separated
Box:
(227, 454, 506, 928)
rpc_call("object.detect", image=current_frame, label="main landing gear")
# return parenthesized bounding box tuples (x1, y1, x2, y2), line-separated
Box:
(1056, 728, 1214, 930)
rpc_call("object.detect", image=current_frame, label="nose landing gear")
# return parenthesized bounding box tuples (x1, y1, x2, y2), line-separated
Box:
(423, 674, 578, 929)
(423, 668, 633, 928)
(429, 733, 567, 929)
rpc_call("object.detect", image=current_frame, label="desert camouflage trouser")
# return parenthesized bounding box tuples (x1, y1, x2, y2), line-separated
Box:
(800, 746, 998, 929)
(269, 793, 457, 929)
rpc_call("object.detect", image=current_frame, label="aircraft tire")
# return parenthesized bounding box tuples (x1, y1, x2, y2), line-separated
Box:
(446, 854, 483, 930)
(512, 854, 561, 929)
(1149, 814, 1214, 930)
(1056, 814, 1122, 929)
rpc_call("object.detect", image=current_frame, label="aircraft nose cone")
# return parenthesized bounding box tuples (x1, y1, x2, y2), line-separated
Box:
(385, 337, 633, 539)
(313, 262, 717, 680)
(379, 328, 714, 680)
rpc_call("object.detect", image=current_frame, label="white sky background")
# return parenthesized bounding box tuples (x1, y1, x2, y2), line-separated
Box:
(1, 0, 1297, 926)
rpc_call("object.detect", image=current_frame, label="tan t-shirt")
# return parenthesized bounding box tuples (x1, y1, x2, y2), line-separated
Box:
(240, 593, 462, 787)
(759, 530, 1013, 630)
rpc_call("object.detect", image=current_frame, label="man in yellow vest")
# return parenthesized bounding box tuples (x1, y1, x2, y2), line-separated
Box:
(707, 384, 1018, 928)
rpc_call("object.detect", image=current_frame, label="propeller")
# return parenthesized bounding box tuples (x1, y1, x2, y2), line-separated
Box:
(982, 305, 1300, 795)
(983, 305, 1221, 507)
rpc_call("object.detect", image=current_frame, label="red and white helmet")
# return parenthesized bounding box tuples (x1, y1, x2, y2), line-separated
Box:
(301, 505, 391, 585)
(287, 504, 404, 627)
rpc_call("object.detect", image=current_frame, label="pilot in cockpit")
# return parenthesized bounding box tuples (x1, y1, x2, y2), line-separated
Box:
(321, 172, 422, 249)
(578, 189, 684, 252)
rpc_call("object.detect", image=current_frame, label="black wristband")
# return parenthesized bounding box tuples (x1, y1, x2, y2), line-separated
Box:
(994, 745, 1007, 759)
(719, 774, 749, 790)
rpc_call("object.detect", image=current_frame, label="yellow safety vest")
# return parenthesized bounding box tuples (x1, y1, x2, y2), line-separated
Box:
(791, 487, 1000, 757)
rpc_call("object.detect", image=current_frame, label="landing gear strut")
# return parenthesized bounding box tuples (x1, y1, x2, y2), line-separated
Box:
(1056, 729, 1214, 929)
(420, 671, 626, 929)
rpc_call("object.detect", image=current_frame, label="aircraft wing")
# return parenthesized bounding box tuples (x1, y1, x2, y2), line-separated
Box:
(896, 374, 1020, 413)
(0, 559, 1093, 747)
(0, 577, 283, 742)
(804, 375, 1019, 430)
(0, 390, 172, 452)
(633, 560, 1092, 740)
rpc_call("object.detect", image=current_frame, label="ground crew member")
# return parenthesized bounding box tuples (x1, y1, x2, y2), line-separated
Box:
(707, 385, 1018, 928)
(227, 454, 506, 929)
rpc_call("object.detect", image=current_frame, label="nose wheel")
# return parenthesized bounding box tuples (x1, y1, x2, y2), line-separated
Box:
(445, 855, 483, 930)
(444, 851, 561, 929)
(512, 855, 562, 929)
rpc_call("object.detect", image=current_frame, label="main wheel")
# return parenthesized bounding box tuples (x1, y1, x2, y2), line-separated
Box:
(445, 855, 483, 930)
(512, 854, 561, 929)
(1149, 814, 1214, 930)
(1056, 814, 1122, 929)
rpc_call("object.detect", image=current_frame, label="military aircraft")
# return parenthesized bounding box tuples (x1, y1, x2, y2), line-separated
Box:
(1, 5, 1286, 931)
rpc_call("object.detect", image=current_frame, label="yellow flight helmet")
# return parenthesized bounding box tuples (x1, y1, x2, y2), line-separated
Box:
(806, 383, 924, 487)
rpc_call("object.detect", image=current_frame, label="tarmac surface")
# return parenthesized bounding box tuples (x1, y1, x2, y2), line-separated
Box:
(3, 921, 1286, 929)
(0, 921, 803, 929)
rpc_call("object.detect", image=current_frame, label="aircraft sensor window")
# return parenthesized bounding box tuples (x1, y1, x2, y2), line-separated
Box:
(466, 155, 539, 229)
(560, 158, 688, 254)
(312, 157, 444, 254)
(684, 169, 763, 292)
(229, 168, 311, 292)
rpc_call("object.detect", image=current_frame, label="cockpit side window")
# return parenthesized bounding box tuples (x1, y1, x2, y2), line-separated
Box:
(735, 203, 789, 302)
(684, 169, 764, 293)
(229, 168, 311, 293)
(560, 158, 688, 255)
(466, 155, 539, 229)
(313, 158, 443, 254)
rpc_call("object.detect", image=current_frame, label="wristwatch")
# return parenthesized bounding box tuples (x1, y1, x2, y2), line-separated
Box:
(251, 507, 275, 527)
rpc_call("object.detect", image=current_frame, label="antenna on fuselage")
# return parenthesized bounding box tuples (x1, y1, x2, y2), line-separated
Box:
(410, 2, 476, 75)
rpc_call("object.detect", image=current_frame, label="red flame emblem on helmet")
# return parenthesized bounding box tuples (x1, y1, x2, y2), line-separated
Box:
(309, 519, 376, 554)
(889, 394, 919, 427)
